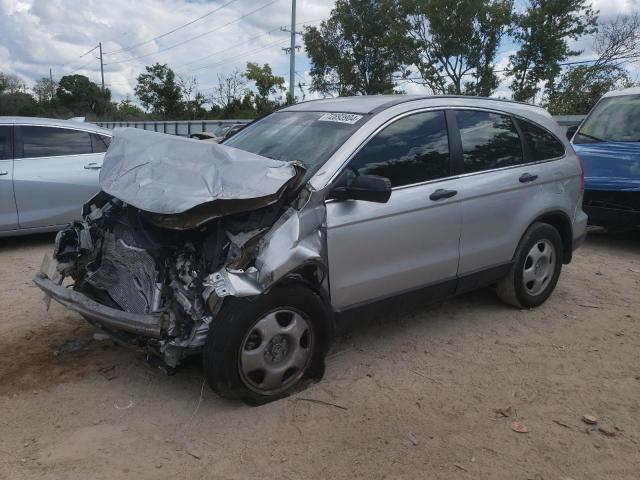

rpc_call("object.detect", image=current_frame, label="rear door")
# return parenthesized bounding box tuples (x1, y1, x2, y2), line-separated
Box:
(13, 125, 106, 229)
(326, 110, 463, 309)
(0, 125, 18, 231)
(453, 109, 565, 276)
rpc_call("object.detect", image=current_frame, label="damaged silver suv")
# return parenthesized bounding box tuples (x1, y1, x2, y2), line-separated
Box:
(35, 96, 587, 403)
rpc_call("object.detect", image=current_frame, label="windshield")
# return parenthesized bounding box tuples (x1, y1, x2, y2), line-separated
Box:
(223, 111, 366, 177)
(574, 94, 640, 143)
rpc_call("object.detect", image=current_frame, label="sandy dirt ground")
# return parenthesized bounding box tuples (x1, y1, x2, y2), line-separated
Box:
(0, 229, 639, 480)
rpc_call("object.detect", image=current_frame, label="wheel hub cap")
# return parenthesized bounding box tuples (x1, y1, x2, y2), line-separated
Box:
(265, 335, 289, 364)
(522, 239, 556, 296)
(238, 309, 313, 395)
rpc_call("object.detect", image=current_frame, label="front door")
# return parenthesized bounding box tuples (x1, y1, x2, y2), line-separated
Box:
(326, 110, 463, 310)
(0, 125, 17, 231)
(13, 125, 103, 229)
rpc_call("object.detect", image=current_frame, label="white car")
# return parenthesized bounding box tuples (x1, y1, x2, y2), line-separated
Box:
(0, 117, 112, 237)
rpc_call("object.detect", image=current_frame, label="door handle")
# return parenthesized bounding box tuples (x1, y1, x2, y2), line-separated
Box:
(0, 171, 8, 176)
(519, 172, 538, 183)
(429, 188, 458, 201)
(84, 163, 102, 170)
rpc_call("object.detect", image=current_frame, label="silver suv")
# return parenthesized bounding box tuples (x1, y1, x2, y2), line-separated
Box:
(35, 96, 587, 404)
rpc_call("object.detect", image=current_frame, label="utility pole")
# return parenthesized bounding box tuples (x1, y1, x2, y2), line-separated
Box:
(288, 0, 296, 104)
(99, 42, 105, 94)
(282, 0, 300, 104)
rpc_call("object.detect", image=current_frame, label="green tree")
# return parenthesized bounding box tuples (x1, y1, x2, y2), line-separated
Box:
(0, 73, 27, 94)
(508, 0, 598, 102)
(303, 0, 410, 95)
(212, 69, 246, 112)
(33, 77, 57, 103)
(546, 65, 631, 114)
(546, 13, 639, 114)
(56, 74, 111, 116)
(244, 62, 285, 98)
(134, 63, 183, 119)
(112, 97, 148, 120)
(178, 75, 209, 119)
(403, 0, 512, 96)
(243, 62, 285, 114)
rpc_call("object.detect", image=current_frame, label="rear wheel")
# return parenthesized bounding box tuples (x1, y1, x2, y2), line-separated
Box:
(497, 222, 563, 308)
(203, 283, 332, 404)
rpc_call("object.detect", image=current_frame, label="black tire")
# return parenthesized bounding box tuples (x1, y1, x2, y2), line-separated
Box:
(496, 222, 563, 309)
(202, 283, 332, 405)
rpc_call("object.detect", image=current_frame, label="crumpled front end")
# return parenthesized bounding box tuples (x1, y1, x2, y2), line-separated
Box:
(36, 186, 325, 367)
(35, 128, 327, 368)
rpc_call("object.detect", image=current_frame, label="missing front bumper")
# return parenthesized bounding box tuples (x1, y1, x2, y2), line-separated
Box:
(34, 273, 163, 338)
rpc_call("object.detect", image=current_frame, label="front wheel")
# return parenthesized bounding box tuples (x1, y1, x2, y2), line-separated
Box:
(496, 222, 563, 308)
(202, 283, 332, 404)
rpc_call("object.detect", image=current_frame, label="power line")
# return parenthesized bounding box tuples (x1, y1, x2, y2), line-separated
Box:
(103, 0, 282, 66)
(397, 55, 640, 82)
(103, 0, 241, 55)
(193, 38, 289, 75)
(177, 28, 283, 69)
(187, 38, 290, 89)
(178, 16, 323, 69)
(79, 45, 100, 58)
(64, 58, 98, 75)
(104, 38, 288, 89)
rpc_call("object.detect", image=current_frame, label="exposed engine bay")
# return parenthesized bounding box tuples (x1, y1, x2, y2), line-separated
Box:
(55, 192, 283, 366)
(34, 128, 327, 369)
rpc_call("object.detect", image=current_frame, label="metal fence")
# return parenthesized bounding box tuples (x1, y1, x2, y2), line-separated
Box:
(94, 115, 584, 137)
(94, 119, 251, 137)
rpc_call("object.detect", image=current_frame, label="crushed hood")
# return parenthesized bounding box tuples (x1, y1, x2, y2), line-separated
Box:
(99, 127, 302, 215)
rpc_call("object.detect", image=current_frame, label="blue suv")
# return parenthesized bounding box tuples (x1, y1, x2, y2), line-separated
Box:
(569, 87, 640, 227)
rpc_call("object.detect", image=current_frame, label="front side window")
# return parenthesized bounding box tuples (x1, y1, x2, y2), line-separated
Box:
(224, 111, 364, 178)
(20, 126, 93, 158)
(456, 110, 523, 173)
(574, 94, 640, 143)
(517, 119, 564, 161)
(347, 111, 450, 187)
(0, 126, 12, 160)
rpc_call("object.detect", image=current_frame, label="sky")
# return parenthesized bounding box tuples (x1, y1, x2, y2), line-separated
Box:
(0, 0, 639, 105)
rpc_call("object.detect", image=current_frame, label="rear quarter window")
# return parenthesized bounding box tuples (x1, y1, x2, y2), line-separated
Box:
(0, 126, 12, 160)
(90, 133, 111, 153)
(517, 119, 564, 161)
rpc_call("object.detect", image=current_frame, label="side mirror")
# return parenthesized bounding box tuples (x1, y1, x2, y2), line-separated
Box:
(331, 174, 392, 203)
(566, 125, 579, 141)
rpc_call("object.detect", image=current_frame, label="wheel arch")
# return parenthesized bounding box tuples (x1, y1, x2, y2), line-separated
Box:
(265, 260, 334, 331)
(527, 210, 574, 264)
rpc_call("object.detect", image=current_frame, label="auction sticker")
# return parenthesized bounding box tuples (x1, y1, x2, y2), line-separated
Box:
(318, 112, 363, 124)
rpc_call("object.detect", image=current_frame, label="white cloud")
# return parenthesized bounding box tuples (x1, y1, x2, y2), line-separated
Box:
(0, 0, 638, 105)
(0, 0, 332, 101)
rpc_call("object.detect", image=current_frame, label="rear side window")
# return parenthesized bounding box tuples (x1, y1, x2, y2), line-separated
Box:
(90, 133, 111, 153)
(456, 110, 523, 173)
(348, 111, 450, 187)
(20, 126, 92, 158)
(518, 119, 564, 160)
(0, 126, 12, 160)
